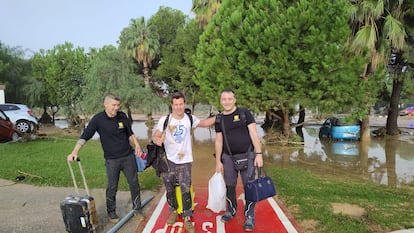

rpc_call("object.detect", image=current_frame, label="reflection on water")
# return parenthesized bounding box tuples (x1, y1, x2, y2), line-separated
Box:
(295, 126, 414, 187)
(56, 120, 414, 187)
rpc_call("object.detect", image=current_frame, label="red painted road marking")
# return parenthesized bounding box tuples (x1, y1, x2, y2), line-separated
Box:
(141, 186, 299, 233)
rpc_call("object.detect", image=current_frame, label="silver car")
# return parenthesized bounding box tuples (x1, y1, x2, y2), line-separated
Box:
(0, 103, 38, 134)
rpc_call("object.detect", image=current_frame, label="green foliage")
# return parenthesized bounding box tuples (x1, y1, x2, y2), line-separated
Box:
(31, 42, 89, 116)
(153, 18, 206, 107)
(195, 0, 368, 116)
(174, 20, 207, 106)
(0, 42, 34, 104)
(119, 17, 160, 63)
(148, 8, 210, 108)
(148, 7, 186, 47)
(81, 45, 163, 115)
(192, 0, 222, 29)
(149, 8, 187, 91)
(347, 0, 414, 133)
(118, 17, 160, 87)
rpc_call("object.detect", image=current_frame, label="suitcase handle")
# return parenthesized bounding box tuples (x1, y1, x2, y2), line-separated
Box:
(67, 158, 90, 196)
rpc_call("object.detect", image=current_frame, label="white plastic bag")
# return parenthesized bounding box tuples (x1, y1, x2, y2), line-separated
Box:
(206, 172, 226, 213)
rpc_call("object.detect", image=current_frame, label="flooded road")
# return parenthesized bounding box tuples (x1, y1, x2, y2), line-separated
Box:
(284, 126, 414, 187)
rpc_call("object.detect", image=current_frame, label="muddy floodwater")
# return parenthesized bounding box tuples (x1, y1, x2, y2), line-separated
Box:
(282, 126, 414, 187)
(56, 118, 414, 187)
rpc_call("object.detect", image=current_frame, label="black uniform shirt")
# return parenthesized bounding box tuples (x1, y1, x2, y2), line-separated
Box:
(215, 107, 255, 154)
(80, 111, 134, 159)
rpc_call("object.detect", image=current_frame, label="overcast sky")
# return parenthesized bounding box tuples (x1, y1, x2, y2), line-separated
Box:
(0, 0, 193, 55)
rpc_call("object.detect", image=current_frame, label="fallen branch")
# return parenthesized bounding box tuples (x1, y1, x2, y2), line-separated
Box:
(17, 170, 44, 179)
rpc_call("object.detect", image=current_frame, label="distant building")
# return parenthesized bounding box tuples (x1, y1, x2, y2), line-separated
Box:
(0, 85, 5, 104)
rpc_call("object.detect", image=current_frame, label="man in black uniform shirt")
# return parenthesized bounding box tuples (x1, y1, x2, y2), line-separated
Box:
(214, 88, 263, 231)
(67, 94, 144, 223)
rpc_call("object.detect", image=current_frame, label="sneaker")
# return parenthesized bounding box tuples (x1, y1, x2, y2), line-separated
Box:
(184, 219, 195, 233)
(244, 216, 255, 231)
(166, 211, 178, 226)
(108, 212, 120, 223)
(221, 211, 235, 223)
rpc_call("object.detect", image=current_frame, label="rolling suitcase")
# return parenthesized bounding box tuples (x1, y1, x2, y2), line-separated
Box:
(60, 159, 98, 233)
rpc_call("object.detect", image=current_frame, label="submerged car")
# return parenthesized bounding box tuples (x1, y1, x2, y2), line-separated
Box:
(0, 109, 18, 142)
(399, 106, 414, 116)
(0, 103, 38, 134)
(319, 117, 361, 140)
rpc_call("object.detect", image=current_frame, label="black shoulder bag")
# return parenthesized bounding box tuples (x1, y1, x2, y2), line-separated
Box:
(146, 115, 171, 177)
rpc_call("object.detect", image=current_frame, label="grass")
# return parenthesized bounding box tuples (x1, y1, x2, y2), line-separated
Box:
(1, 135, 414, 233)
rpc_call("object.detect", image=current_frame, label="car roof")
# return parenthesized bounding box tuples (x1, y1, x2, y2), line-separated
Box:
(0, 103, 30, 109)
(2, 103, 28, 106)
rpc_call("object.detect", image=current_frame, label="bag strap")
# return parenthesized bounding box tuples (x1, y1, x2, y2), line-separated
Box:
(163, 112, 193, 133)
(220, 113, 233, 156)
(249, 166, 267, 180)
(257, 166, 267, 178)
(162, 114, 170, 132)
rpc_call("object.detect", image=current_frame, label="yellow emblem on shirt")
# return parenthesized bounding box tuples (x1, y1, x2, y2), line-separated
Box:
(118, 122, 124, 128)
(234, 115, 240, 121)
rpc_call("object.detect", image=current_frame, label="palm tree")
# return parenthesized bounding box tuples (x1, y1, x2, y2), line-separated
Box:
(347, 0, 408, 138)
(191, 0, 222, 29)
(119, 17, 160, 88)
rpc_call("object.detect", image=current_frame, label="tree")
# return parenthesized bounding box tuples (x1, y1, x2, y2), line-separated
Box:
(148, 7, 187, 95)
(192, 0, 222, 29)
(347, 0, 411, 137)
(148, 8, 211, 111)
(81, 45, 162, 122)
(173, 20, 206, 111)
(148, 7, 186, 49)
(119, 17, 160, 88)
(195, 0, 366, 137)
(31, 42, 89, 123)
(0, 42, 33, 104)
(151, 15, 205, 109)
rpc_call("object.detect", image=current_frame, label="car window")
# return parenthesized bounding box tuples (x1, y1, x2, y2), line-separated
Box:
(336, 118, 360, 126)
(0, 104, 20, 111)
